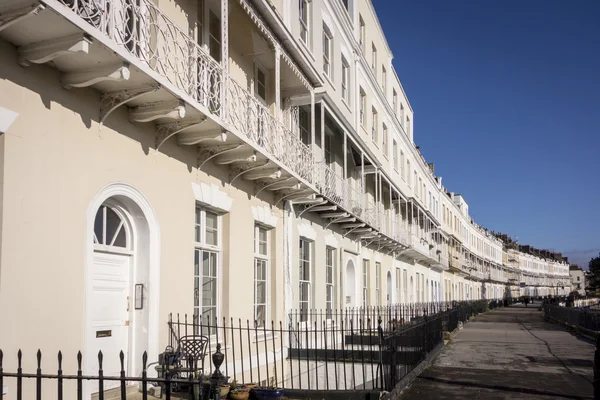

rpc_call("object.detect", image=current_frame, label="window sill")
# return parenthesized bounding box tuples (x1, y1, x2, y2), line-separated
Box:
(323, 73, 335, 88)
(299, 40, 315, 62)
(360, 125, 368, 135)
(341, 98, 352, 113)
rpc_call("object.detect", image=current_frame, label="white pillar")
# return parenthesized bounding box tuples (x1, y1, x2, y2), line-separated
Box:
(320, 102, 325, 162)
(274, 44, 281, 122)
(310, 90, 315, 156)
(221, 0, 229, 120)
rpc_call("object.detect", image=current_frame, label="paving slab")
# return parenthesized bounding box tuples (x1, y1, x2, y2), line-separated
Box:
(399, 306, 594, 399)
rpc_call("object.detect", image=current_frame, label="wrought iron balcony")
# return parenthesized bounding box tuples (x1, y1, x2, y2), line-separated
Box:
(7, 0, 314, 188)
(317, 162, 363, 218)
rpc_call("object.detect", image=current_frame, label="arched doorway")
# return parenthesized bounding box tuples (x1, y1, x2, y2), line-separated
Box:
(345, 259, 356, 307)
(386, 271, 392, 304)
(85, 184, 159, 397)
(90, 202, 134, 392)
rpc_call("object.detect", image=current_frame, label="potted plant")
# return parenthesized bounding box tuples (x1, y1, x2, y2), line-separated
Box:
(219, 384, 230, 399)
(250, 377, 283, 400)
(230, 387, 250, 400)
(250, 387, 284, 400)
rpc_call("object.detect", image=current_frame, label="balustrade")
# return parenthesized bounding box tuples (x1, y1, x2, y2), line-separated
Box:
(58, 0, 314, 183)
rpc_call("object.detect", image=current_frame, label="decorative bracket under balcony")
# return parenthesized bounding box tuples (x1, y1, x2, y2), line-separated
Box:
(18, 33, 91, 67)
(309, 205, 338, 213)
(297, 200, 329, 217)
(321, 212, 350, 228)
(130, 100, 186, 123)
(342, 224, 367, 238)
(214, 149, 257, 165)
(156, 119, 207, 150)
(243, 167, 282, 181)
(276, 190, 317, 206)
(197, 144, 244, 170)
(229, 161, 270, 184)
(62, 62, 130, 89)
(178, 128, 227, 147)
(255, 178, 300, 197)
(0, 4, 45, 32)
(99, 86, 161, 125)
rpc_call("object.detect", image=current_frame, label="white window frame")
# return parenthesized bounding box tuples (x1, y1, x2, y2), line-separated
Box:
(299, 238, 312, 322)
(359, 15, 365, 52)
(375, 262, 381, 306)
(326, 246, 336, 318)
(323, 24, 332, 79)
(371, 107, 378, 145)
(341, 56, 349, 103)
(382, 123, 388, 158)
(400, 104, 405, 127)
(299, 0, 310, 47)
(400, 151, 405, 178)
(403, 270, 408, 303)
(393, 90, 398, 115)
(254, 62, 268, 104)
(359, 88, 366, 127)
(392, 140, 398, 171)
(208, 10, 221, 62)
(371, 42, 377, 74)
(382, 66, 387, 95)
(254, 225, 270, 327)
(194, 207, 222, 335)
(362, 259, 369, 308)
(93, 204, 132, 254)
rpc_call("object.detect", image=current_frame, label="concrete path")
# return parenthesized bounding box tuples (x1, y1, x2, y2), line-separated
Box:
(400, 304, 595, 399)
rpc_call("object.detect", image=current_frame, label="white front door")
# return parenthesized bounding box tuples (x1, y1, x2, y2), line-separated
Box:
(89, 251, 131, 391)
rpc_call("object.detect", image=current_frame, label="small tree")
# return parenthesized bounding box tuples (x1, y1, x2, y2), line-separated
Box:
(587, 253, 600, 292)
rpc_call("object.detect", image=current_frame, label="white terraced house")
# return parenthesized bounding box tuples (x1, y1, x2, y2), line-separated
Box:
(0, 0, 570, 397)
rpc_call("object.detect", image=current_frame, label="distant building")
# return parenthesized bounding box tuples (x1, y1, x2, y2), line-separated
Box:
(569, 265, 586, 296)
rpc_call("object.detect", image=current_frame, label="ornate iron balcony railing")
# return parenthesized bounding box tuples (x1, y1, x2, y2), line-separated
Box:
(57, 0, 314, 184)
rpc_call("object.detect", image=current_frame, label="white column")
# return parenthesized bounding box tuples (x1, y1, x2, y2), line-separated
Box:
(343, 130, 347, 179)
(221, 0, 229, 120)
(275, 44, 281, 122)
(361, 153, 365, 212)
(221, 0, 228, 68)
(320, 102, 325, 162)
(310, 90, 316, 156)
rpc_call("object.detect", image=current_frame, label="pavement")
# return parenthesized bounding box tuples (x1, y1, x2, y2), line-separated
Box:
(399, 303, 595, 399)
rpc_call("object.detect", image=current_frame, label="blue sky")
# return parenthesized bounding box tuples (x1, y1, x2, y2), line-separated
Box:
(372, 0, 600, 267)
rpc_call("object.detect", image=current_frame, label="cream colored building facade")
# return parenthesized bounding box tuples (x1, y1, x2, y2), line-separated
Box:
(0, 0, 570, 397)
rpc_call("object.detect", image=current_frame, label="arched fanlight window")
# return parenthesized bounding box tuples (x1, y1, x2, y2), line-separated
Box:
(93, 205, 130, 249)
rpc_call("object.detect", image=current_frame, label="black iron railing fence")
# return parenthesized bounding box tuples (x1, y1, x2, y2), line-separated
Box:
(544, 304, 600, 332)
(167, 301, 489, 392)
(0, 300, 490, 399)
(288, 302, 448, 334)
